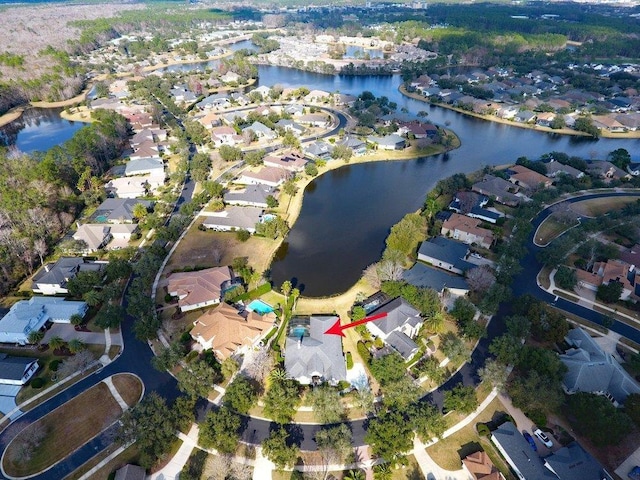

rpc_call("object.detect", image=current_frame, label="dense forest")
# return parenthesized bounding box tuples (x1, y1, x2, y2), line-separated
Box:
(0, 109, 129, 294)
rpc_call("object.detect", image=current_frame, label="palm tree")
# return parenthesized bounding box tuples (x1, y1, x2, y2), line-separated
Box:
(82, 289, 102, 307)
(281, 280, 292, 303)
(425, 310, 446, 334)
(343, 469, 366, 480)
(69, 313, 84, 326)
(269, 368, 288, 383)
(68, 339, 86, 354)
(291, 288, 300, 311)
(27, 330, 45, 345)
(48, 336, 66, 351)
(373, 464, 392, 480)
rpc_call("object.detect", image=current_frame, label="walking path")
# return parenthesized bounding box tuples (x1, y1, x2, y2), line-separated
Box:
(103, 377, 128, 411)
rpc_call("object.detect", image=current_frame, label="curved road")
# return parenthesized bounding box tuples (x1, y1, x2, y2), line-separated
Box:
(2, 188, 640, 477)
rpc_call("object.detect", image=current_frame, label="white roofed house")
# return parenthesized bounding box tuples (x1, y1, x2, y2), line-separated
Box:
(73, 224, 139, 253)
(211, 126, 242, 147)
(0, 297, 88, 345)
(304, 90, 331, 103)
(105, 174, 164, 198)
(297, 113, 331, 128)
(201, 206, 264, 233)
(124, 157, 165, 177)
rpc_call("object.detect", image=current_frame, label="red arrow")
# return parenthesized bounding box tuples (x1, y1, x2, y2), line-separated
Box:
(324, 312, 388, 337)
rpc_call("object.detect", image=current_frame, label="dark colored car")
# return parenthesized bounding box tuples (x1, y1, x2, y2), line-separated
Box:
(523, 431, 537, 451)
(629, 466, 640, 480)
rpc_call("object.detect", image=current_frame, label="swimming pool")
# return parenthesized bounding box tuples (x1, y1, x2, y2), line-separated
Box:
(247, 299, 275, 315)
(290, 325, 308, 337)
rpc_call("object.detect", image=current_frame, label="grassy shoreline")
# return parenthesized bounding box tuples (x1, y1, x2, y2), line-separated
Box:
(399, 84, 640, 140)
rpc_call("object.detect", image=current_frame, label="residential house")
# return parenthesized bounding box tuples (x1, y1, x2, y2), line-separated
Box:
(0, 354, 39, 385)
(249, 85, 271, 98)
(448, 191, 504, 224)
(167, 266, 234, 312)
(93, 199, 152, 224)
(592, 115, 626, 133)
(536, 112, 556, 127)
(263, 152, 308, 172)
(333, 93, 357, 106)
(544, 160, 585, 179)
(593, 259, 635, 300)
(190, 303, 275, 359)
(417, 237, 474, 275)
(284, 316, 347, 385)
(367, 134, 406, 150)
(586, 160, 630, 181)
(130, 129, 154, 148)
(0, 297, 88, 345)
(544, 442, 613, 480)
(31, 257, 106, 295)
(106, 174, 163, 199)
(506, 165, 553, 191)
(221, 111, 249, 125)
(304, 140, 333, 161)
(441, 213, 495, 249)
(220, 71, 240, 84)
(402, 262, 470, 297)
(514, 111, 537, 123)
(620, 244, 640, 267)
(224, 185, 275, 208)
(560, 327, 640, 406)
(628, 163, 640, 176)
(114, 464, 146, 480)
(616, 113, 640, 131)
(211, 126, 242, 146)
(170, 84, 197, 103)
(197, 111, 221, 130)
(472, 175, 524, 207)
(124, 157, 164, 178)
(297, 113, 330, 128)
(304, 90, 331, 103)
(243, 122, 277, 140)
(129, 141, 159, 161)
(275, 119, 305, 136)
(201, 206, 264, 233)
(336, 136, 366, 156)
(196, 94, 230, 110)
(462, 451, 503, 480)
(284, 104, 304, 116)
(491, 421, 562, 480)
(397, 121, 438, 139)
(366, 297, 423, 360)
(73, 223, 138, 253)
(236, 166, 292, 187)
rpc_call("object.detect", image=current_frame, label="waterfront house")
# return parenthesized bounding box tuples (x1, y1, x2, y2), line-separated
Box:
(417, 237, 474, 275)
(472, 175, 524, 207)
(366, 297, 423, 360)
(236, 166, 292, 187)
(402, 262, 470, 297)
(224, 185, 276, 208)
(167, 266, 234, 312)
(201, 206, 264, 233)
(506, 165, 553, 191)
(441, 213, 495, 249)
(263, 152, 308, 172)
(366, 134, 406, 150)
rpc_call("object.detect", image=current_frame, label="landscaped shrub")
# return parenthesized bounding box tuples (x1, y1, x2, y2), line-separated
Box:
(476, 423, 490, 436)
(180, 331, 192, 343)
(346, 352, 353, 369)
(164, 293, 173, 303)
(236, 229, 251, 242)
(31, 377, 45, 389)
(49, 360, 60, 371)
(357, 341, 371, 365)
(185, 351, 199, 363)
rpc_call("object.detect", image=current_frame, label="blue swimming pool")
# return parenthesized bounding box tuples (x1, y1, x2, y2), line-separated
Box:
(247, 299, 274, 315)
(291, 326, 308, 337)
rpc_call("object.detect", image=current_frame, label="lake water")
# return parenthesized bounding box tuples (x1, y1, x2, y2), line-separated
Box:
(0, 107, 84, 153)
(3, 66, 639, 295)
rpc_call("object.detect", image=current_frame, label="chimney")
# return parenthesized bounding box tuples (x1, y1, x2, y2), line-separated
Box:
(298, 335, 302, 349)
(44, 264, 50, 272)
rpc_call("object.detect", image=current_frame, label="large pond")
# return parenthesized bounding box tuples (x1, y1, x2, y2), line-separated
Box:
(0, 107, 84, 153)
(3, 65, 640, 295)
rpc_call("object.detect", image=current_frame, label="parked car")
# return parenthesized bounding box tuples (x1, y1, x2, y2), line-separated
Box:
(534, 428, 553, 448)
(629, 466, 640, 480)
(523, 431, 537, 451)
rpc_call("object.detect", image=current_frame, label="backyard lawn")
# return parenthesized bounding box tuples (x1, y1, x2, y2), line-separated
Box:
(3, 380, 124, 477)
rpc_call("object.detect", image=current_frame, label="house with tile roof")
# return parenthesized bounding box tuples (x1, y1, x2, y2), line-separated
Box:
(441, 213, 495, 249)
(462, 451, 503, 480)
(190, 303, 275, 360)
(506, 165, 552, 191)
(0, 297, 88, 345)
(73, 224, 138, 253)
(560, 327, 640, 406)
(263, 152, 308, 172)
(592, 259, 635, 300)
(167, 267, 234, 312)
(365, 297, 423, 360)
(285, 316, 347, 385)
(31, 257, 107, 295)
(237, 166, 292, 187)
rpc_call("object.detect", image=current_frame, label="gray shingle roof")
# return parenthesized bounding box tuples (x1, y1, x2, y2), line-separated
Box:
(561, 328, 640, 404)
(224, 185, 274, 207)
(544, 442, 611, 480)
(31, 257, 104, 288)
(284, 316, 346, 384)
(385, 331, 419, 360)
(0, 355, 38, 382)
(202, 206, 263, 232)
(402, 262, 470, 292)
(368, 297, 422, 335)
(94, 199, 152, 223)
(417, 237, 474, 272)
(491, 422, 557, 479)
